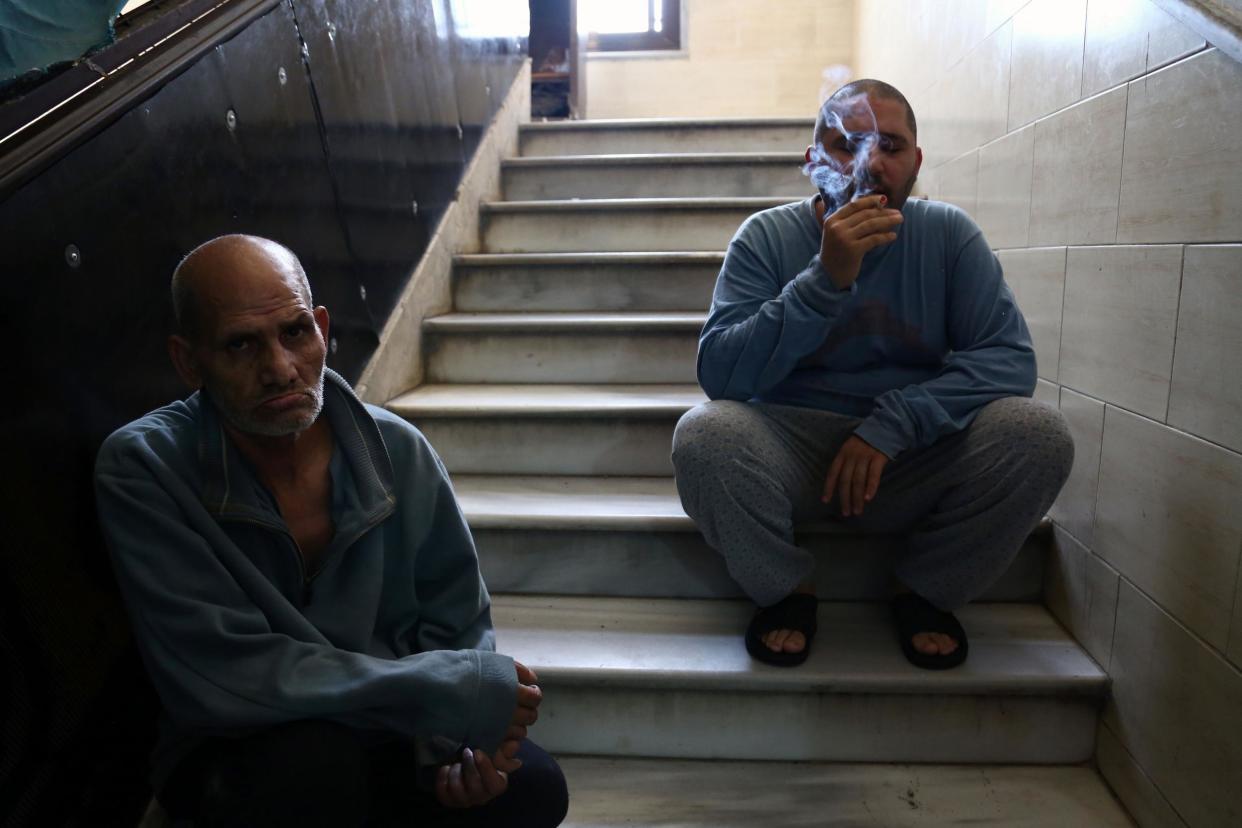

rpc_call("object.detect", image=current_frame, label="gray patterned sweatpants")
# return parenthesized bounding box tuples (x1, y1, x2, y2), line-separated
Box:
(671, 396, 1073, 610)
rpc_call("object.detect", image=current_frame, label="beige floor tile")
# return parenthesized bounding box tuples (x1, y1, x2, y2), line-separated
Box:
(1167, 245, 1242, 454)
(1104, 580, 1242, 828)
(1000, 247, 1065, 381)
(561, 756, 1135, 827)
(977, 126, 1034, 248)
(1029, 86, 1127, 246)
(1060, 245, 1181, 419)
(1046, 524, 1120, 666)
(1082, 0, 1205, 97)
(1095, 406, 1242, 650)
(1118, 49, 1242, 243)
(1008, 0, 1088, 130)
(1051, 387, 1105, 546)
(936, 150, 979, 219)
(1096, 724, 1189, 828)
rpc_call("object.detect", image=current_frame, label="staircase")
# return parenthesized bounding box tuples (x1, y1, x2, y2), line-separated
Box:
(384, 119, 1131, 826)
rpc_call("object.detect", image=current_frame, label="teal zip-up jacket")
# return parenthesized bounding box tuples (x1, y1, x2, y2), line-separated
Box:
(94, 369, 516, 789)
(698, 196, 1036, 458)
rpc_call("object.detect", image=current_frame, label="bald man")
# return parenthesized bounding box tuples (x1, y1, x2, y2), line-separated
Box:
(95, 236, 567, 828)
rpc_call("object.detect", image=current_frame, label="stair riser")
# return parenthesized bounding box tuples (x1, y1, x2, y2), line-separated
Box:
(527, 688, 1098, 763)
(453, 263, 719, 312)
(520, 124, 813, 156)
(414, 417, 679, 475)
(482, 207, 768, 253)
(476, 528, 1045, 602)
(425, 332, 699, 383)
(504, 163, 812, 200)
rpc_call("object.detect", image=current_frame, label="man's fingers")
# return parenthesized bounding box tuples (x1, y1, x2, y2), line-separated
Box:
(460, 748, 485, 803)
(827, 194, 886, 221)
(494, 740, 524, 773)
(446, 762, 470, 809)
(851, 456, 869, 516)
(513, 706, 538, 727)
(504, 725, 528, 742)
(850, 213, 903, 237)
(515, 660, 539, 686)
(837, 457, 858, 515)
(861, 232, 899, 252)
(865, 453, 886, 502)
(474, 750, 510, 798)
(435, 764, 452, 807)
(517, 682, 542, 708)
(823, 452, 844, 503)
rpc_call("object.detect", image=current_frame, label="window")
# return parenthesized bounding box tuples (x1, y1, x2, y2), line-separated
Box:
(580, 0, 681, 53)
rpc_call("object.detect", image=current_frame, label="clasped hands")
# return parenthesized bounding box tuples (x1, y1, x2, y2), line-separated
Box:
(435, 660, 541, 809)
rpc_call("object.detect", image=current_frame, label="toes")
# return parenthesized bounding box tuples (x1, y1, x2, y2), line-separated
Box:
(767, 629, 791, 652)
(912, 632, 938, 654)
(783, 631, 806, 653)
(932, 632, 958, 654)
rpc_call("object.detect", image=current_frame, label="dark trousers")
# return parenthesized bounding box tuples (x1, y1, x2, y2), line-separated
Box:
(159, 720, 569, 828)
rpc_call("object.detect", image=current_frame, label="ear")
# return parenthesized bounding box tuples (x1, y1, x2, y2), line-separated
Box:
(314, 305, 330, 344)
(168, 335, 203, 389)
(805, 145, 814, 164)
(913, 145, 924, 178)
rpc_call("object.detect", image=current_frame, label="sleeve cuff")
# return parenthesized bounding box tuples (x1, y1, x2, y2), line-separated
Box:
(790, 256, 856, 315)
(463, 650, 517, 752)
(853, 418, 907, 460)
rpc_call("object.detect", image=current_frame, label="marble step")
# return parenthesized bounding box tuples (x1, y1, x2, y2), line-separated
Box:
(492, 595, 1109, 764)
(519, 118, 814, 157)
(456, 474, 1045, 602)
(387, 384, 705, 475)
(423, 312, 703, 383)
(502, 152, 811, 200)
(452, 252, 721, 312)
(557, 756, 1135, 827)
(479, 197, 793, 253)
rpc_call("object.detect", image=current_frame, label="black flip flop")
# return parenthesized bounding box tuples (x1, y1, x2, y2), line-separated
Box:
(891, 592, 969, 670)
(744, 592, 819, 667)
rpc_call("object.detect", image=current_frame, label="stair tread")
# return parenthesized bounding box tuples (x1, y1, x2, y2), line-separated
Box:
(504, 152, 805, 166)
(455, 474, 863, 534)
(521, 117, 814, 130)
(424, 311, 705, 331)
(387, 383, 705, 417)
(557, 756, 1134, 827)
(481, 196, 796, 212)
(492, 595, 1107, 696)
(454, 251, 725, 266)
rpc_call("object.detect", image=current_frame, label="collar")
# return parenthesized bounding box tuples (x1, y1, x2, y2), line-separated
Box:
(196, 369, 396, 528)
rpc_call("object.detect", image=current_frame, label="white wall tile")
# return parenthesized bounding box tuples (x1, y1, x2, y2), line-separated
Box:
(999, 247, 1065, 381)
(1082, 0, 1205, 97)
(1167, 245, 1242, 454)
(1046, 525, 1119, 666)
(1029, 86, 1127, 246)
(1097, 724, 1190, 828)
(1096, 406, 1242, 650)
(1118, 49, 1242, 243)
(928, 23, 1012, 167)
(977, 126, 1034, 249)
(1008, 0, 1088, 130)
(1104, 580, 1242, 828)
(1034, 378, 1060, 406)
(1060, 245, 1181, 419)
(1051, 387, 1104, 546)
(936, 151, 979, 218)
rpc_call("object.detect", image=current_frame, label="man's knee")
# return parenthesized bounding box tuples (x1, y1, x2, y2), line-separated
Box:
(495, 741, 569, 828)
(977, 396, 1074, 485)
(671, 400, 757, 476)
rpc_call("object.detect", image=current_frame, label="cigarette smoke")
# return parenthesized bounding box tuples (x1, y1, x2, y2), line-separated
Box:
(803, 93, 880, 212)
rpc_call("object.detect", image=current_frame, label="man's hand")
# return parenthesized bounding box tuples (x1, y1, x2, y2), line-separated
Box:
(819, 194, 903, 290)
(436, 748, 508, 809)
(823, 435, 889, 517)
(491, 660, 541, 773)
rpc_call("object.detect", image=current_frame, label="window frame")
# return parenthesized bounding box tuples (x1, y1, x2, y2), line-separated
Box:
(585, 0, 682, 54)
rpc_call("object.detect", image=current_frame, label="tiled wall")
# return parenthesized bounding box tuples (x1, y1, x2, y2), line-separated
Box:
(584, 0, 853, 119)
(856, 1, 1242, 825)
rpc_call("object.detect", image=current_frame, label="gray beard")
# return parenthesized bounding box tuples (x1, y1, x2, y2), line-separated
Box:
(216, 368, 326, 437)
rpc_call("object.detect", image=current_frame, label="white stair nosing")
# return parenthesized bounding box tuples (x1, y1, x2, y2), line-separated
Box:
(453, 251, 725, 266)
(387, 383, 706, 418)
(481, 196, 796, 213)
(503, 152, 806, 167)
(423, 312, 706, 333)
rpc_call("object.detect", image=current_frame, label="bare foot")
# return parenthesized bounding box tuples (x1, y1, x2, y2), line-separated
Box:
(895, 582, 959, 656)
(761, 581, 816, 654)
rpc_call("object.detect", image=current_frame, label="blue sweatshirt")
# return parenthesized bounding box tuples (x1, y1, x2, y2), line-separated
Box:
(94, 370, 516, 789)
(697, 196, 1036, 457)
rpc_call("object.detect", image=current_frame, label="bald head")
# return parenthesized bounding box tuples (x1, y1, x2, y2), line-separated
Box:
(171, 235, 312, 342)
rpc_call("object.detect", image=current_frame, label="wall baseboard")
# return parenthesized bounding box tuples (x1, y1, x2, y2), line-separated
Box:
(355, 60, 531, 404)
